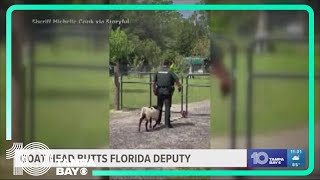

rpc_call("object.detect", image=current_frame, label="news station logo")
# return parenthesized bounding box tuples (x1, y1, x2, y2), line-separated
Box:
(248, 149, 287, 168)
(6, 142, 52, 176)
(56, 167, 88, 176)
(6, 142, 93, 177)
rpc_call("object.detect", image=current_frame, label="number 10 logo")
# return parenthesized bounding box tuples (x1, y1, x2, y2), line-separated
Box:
(251, 152, 269, 165)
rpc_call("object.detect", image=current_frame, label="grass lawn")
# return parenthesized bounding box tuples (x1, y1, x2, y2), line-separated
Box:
(211, 42, 320, 137)
(33, 69, 109, 148)
(30, 39, 109, 148)
(0, 38, 319, 151)
(117, 74, 211, 109)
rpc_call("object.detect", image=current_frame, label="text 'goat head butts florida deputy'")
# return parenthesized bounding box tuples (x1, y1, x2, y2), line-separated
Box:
(152, 60, 182, 129)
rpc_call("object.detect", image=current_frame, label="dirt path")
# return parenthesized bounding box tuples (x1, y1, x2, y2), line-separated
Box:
(2, 100, 318, 179)
(110, 100, 211, 149)
(109, 100, 211, 179)
(108, 122, 319, 180)
(110, 100, 319, 179)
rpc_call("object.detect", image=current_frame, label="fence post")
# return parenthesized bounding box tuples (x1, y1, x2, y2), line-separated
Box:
(149, 73, 152, 107)
(230, 45, 237, 149)
(29, 39, 36, 142)
(246, 43, 255, 149)
(114, 63, 120, 110)
(180, 76, 183, 112)
(120, 74, 123, 110)
(21, 65, 26, 144)
(186, 75, 189, 113)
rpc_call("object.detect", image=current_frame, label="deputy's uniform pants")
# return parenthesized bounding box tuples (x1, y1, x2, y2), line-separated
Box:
(157, 93, 172, 127)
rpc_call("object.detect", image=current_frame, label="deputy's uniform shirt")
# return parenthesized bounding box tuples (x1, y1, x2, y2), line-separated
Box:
(154, 66, 178, 96)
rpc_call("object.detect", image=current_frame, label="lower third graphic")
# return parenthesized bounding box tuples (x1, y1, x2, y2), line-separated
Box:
(6, 143, 23, 175)
(287, 149, 305, 168)
(248, 149, 287, 168)
(6, 142, 53, 176)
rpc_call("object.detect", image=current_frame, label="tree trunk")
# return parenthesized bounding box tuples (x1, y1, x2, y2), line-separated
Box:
(114, 62, 120, 111)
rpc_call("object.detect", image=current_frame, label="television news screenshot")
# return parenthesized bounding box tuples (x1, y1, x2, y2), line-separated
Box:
(0, 0, 319, 179)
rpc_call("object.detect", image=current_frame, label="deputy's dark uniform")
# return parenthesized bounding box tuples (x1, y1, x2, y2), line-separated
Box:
(154, 66, 179, 128)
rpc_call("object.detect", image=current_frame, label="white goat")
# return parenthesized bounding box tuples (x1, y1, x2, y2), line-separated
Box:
(138, 106, 160, 132)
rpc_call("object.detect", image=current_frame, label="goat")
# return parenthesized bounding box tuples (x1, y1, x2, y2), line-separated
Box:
(138, 106, 160, 132)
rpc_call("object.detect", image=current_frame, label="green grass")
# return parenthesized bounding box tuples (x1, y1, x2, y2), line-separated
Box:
(0, 38, 110, 149)
(1, 39, 319, 152)
(29, 38, 109, 148)
(35, 37, 107, 65)
(211, 43, 320, 137)
(33, 69, 109, 148)
(117, 74, 211, 109)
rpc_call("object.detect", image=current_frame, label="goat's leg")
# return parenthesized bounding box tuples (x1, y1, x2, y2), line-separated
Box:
(138, 116, 144, 132)
(153, 118, 157, 129)
(145, 120, 149, 132)
(149, 118, 152, 129)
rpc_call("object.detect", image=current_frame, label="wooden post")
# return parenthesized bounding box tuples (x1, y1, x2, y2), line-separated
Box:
(114, 62, 120, 110)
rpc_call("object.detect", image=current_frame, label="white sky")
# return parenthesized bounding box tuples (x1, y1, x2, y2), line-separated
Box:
(172, 0, 201, 18)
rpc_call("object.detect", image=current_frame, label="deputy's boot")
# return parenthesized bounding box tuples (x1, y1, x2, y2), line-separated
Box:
(165, 115, 173, 128)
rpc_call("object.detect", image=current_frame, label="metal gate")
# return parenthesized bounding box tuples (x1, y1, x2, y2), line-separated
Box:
(246, 37, 320, 149)
(25, 30, 107, 143)
(120, 72, 184, 113)
(119, 35, 238, 149)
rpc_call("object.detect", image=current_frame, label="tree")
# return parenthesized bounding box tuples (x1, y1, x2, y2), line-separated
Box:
(127, 34, 162, 72)
(191, 37, 210, 57)
(134, 39, 162, 71)
(109, 0, 214, 74)
(170, 55, 189, 76)
(176, 21, 196, 56)
(109, 27, 133, 110)
(110, 27, 133, 63)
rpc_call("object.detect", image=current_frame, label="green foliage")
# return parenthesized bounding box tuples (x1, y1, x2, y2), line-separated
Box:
(161, 50, 178, 64)
(109, 27, 133, 63)
(109, 4, 210, 73)
(176, 21, 195, 57)
(170, 54, 189, 76)
(191, 37, 210, 57)
(129, 36, 162, 70)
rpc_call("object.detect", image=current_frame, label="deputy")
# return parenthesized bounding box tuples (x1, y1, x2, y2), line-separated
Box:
(153, 60, 182, 128)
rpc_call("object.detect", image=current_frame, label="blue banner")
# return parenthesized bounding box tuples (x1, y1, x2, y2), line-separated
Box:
(248, 149, 287, 168)
(287, 149, 305, 168)
(247, 149, 305, 168)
